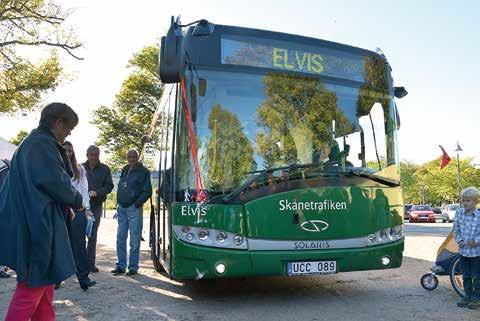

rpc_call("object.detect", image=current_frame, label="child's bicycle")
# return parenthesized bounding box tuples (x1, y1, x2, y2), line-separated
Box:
(420, 231, 465, 297)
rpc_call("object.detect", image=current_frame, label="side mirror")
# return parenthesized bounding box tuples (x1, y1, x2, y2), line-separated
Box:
(395, 103, 401, 130)
(394, 86, 408, 99)
(199, 78, 207, 96)
(192, 20, 215, 36)
(159, 16, 183, 83)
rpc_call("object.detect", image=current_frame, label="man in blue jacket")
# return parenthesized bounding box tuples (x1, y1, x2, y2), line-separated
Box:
(111, 149, 152, 276)
(0, 103, 83, 321)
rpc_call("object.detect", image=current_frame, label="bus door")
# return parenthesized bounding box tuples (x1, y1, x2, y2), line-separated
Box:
(156, 84, 177, 271)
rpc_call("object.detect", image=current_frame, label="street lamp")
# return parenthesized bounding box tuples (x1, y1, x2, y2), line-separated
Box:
(455, 141, 462, 200)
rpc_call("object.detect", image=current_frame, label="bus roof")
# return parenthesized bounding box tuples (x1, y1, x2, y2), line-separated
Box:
(207, 23, 383, 59)
(181, 22, 390, 85)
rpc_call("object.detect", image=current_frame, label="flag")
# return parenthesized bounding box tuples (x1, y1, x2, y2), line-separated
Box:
(439, 145, 451, 169)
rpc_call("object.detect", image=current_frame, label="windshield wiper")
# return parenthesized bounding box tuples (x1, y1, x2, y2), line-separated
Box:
(221, 163, 323, 203)
(211, 164, 400, 204)
(340, 169, 400, 187)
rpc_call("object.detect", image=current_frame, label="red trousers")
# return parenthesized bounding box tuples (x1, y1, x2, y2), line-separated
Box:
(4, 282, 55, 321)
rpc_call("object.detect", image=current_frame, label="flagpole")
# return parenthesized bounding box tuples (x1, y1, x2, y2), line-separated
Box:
(455, 141, 462, 201)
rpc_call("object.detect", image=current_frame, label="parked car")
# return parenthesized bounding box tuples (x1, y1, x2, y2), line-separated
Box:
(404, 204, 413, 220)
(409, 205, 435, 223)
(442, 204, 460, 223)
(432, 207, 443, 221)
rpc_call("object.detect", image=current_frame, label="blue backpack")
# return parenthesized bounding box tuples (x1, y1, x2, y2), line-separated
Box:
(0, 159, 9, 190)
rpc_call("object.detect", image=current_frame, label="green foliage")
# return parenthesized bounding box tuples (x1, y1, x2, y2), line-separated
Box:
(400, 158, 480, 204)
(206, 104, 255, 189)
(0, 0, 82, 113)
(400, 161, 420, 203)
(255, 73, 354, 168)
(10, 130, 29, 146)
(92, 45, 163, 171)
(105, 192, 117, 210)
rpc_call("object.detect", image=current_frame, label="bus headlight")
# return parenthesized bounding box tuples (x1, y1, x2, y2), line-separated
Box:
(378, 229, 388, 241)
(173, 226, 247, 249)
(233, 235, 243, 245)
(215, 263, 226, 274)
(389, 227, 397, 240)
(396, 225, 403, 238)
(216, 232, 228, 243)
(381, 256, 391, 266)
(198, 229, 209, 240)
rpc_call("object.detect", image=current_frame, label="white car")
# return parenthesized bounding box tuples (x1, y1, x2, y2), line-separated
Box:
(442, 204, 460, 223)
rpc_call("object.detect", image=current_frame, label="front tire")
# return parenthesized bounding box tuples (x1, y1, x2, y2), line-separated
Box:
(421, 273, 438, 290)
(450, 256, 465, 298)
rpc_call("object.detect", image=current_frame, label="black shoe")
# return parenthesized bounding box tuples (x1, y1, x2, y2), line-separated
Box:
(90, 267, 99, 273)
(468, 298, 480, 309)
(79, 280, 96, 291)
(54, 282, 62, 290)
(457, 296, 471, 307)
(111, 267, 125, 275)
(126, 270, 138, 276)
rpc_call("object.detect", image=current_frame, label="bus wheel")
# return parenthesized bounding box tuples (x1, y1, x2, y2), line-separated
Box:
(420, 273, 438, 290)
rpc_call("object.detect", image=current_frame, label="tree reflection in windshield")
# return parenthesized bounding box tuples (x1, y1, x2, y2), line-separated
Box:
(206, 104, 255, 191)
(176, 68, 398, 197)
(256, 73, 356, 169)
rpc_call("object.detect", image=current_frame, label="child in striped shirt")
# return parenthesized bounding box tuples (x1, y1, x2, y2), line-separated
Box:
(454, 186, 480, 309)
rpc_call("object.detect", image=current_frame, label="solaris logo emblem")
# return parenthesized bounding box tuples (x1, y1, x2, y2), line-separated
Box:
(300, 220, 329, 232)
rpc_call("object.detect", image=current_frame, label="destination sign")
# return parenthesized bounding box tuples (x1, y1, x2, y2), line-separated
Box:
(221, 35, 369, 83)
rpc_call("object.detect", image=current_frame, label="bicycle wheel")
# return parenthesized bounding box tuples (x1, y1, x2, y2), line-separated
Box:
(449, 255, 465, 298)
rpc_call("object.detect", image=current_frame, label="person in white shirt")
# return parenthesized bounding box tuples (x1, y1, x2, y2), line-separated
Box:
(63, 141, 96, 291)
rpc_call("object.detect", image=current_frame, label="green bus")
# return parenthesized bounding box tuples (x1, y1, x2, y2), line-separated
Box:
(150, 17, 408, 279)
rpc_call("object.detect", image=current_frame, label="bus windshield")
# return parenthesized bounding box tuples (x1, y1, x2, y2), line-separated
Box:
(176, 69, 399, 197)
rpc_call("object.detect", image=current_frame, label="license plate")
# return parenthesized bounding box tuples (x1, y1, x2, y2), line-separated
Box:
(287, 260, 337, 276)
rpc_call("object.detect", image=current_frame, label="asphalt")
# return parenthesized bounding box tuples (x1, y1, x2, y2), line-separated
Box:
(404, 222, 453, 237)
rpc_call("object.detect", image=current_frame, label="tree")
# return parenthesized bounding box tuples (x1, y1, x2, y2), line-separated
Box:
(92, 45, 163, 171)
(0, 0, 82, 114)
(416, 157, 480, 204)
(400, 161, 420, 204)
(206, 104, 255, 190)
(256, 73, 354, 168)
(400, 158, 480, 205)
(10, 129, 28, 145)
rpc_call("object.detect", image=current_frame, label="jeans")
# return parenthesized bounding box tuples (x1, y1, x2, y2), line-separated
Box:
(460, 255, 480, 299)
(116, 205, 143, 271)
(87, 203, 103, 271)
(70, 210, 90, 282)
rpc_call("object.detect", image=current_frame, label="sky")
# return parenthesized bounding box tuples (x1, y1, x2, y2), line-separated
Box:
(0, 0, 479, 165)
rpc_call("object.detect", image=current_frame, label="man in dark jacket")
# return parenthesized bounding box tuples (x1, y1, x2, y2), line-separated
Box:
(0, 103, 83, 321)
(111, 149, 152, 276)
(82, 145, 114, 273)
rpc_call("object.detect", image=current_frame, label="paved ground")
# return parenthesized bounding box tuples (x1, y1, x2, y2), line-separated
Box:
(1, 218, 479, 321)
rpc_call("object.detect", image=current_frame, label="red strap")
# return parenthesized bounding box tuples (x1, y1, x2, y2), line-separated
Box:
(180, 80, 206, 202)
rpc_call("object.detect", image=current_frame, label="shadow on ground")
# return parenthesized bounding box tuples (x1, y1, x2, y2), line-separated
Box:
(1, 248, 478, 321)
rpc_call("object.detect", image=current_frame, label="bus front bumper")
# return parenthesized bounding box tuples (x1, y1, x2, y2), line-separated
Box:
(170, 236, 404, 280)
